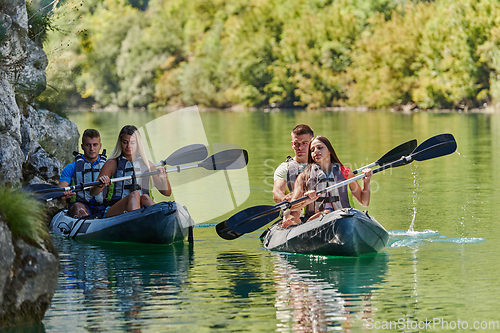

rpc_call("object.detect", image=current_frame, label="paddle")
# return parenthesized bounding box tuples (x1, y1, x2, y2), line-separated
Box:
(156, 144, 208, 167)
(26, 148, 248, 201)
(352, 139, 417, 174)
(23, 144, 209, 195)
(216, 133, 456, 240)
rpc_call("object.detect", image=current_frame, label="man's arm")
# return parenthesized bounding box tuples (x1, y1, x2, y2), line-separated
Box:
(272, 162, 290, 203)
(58, 163, 75, 200)
(273, 178, 290, 203)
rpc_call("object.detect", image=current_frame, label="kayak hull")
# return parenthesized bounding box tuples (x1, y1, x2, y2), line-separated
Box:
(262, 208, 389, 257)
(49, 202, 194, 244)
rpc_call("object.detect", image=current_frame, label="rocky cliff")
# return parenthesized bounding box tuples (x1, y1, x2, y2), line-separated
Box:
(0, 0, 78, 328)
(0, 0, 79, 188)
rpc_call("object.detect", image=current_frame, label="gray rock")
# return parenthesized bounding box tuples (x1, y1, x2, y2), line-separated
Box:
(0, 0, 79, 187)
(15, 38, 48, 102)
(14, 239, 60, 309)
(0, 133, 24, 187)
(0, 223, 15, 303)
(0, 73, 22, 143)
(23, 142, 63, 183)
(21, 106, 79, 166)
(0, 219, 60, 328)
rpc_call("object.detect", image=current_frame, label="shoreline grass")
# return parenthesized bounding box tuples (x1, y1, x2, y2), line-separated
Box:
(0, 185, 50, 243)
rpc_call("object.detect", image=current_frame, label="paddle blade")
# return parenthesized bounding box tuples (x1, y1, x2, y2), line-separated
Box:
(216, 205, 280, 240)
(216, 221, 244, 240)
(377, 139, 417, 165)
(200, 149, 249, 171)
(22, 183, 61, 193)
(33, 191, 66, 201)
(412, 133, 457, 161)
(18, 184, 65, 202)
(162, 144, 208, 166)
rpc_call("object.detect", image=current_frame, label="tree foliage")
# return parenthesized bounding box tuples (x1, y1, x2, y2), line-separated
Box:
(42, 0, 500, 110)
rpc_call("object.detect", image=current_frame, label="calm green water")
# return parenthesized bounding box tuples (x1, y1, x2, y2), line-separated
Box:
(34, 110, 500, 332)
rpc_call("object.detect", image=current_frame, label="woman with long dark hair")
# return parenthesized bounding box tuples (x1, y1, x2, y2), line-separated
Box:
(89, 125, 171, 217)
(282, 136, 372, 228)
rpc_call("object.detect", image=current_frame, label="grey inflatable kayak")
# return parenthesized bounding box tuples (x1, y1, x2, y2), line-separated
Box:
(50, 202, 194, 244)
(261, 208, 389, 256)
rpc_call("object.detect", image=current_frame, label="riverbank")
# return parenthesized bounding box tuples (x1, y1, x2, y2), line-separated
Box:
(63, 103, 500, 115)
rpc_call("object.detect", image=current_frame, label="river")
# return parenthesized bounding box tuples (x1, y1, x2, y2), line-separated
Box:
(28, 109, 500, 332)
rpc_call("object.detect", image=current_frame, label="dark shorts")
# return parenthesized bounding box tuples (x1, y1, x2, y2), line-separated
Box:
(68, 202, 106, 216)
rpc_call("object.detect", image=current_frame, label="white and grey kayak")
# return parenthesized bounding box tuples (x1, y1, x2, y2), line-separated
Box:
(49, 202, 194, 244)
(261, 208, 389, 257)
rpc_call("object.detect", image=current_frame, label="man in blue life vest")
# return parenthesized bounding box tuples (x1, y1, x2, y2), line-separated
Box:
(272, 124, 314, 203)
(58, 129, 107, 218)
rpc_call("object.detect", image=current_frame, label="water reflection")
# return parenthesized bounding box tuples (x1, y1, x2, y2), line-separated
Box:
(46, 237, 194, 332)
(216, 252, 264, 299)
(272, 253, 389, 332)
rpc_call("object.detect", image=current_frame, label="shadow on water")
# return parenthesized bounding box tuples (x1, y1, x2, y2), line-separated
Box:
(215, 251, 265, 299)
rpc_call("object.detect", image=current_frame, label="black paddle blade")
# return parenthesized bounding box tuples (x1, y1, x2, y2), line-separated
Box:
(200, 149, 249, 171)
(374, 134, 457, 173)
(32, 191, 66, 201)
(216, 221, 245, 240)
(18, 184, 65, 202)
(412, 133, 457, 161)
(22, 183, 61, 193)
(162, 144, 208, 166)
(377, 139, 417, 165)
(216, 205, 280, 240)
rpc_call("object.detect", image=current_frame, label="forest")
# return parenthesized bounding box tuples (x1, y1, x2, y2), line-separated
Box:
(32, 0, 500, 110)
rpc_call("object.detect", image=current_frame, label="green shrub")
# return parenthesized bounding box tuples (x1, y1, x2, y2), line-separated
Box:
(0, 185, 49, 243)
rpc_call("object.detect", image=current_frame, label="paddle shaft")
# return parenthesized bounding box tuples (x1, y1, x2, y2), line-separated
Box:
(54, 149, 247, 194)
(57, 162, 212, 192)
(228, 169, 371, 230)
(228, 138, 454, 230)
(352, 161, 377, 174)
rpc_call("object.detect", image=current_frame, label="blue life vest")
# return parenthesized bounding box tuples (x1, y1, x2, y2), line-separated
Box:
(305, 163, 351, 217)
(71, 152, 107, 205)
(110, 155, 150, 203)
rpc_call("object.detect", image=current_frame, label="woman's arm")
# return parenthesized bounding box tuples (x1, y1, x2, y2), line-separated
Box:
(282, 174, 320, 227)
(89, 159, 117, 196)
(150, 161, 171, 197)
(348, 168, 372, 207)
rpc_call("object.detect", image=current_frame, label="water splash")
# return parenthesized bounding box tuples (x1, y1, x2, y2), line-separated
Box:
(390, 164, 486, 247)
(390, 229, 440, 237)
(425, 237, 485, 244)
(407, 165, 421, 233)
(455, 150, 473, 164)
(408, 206, 417, 233)
(388, 229, 485, 247)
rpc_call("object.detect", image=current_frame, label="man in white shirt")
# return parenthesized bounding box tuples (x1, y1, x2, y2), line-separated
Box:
(272, 124, 314, 203)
